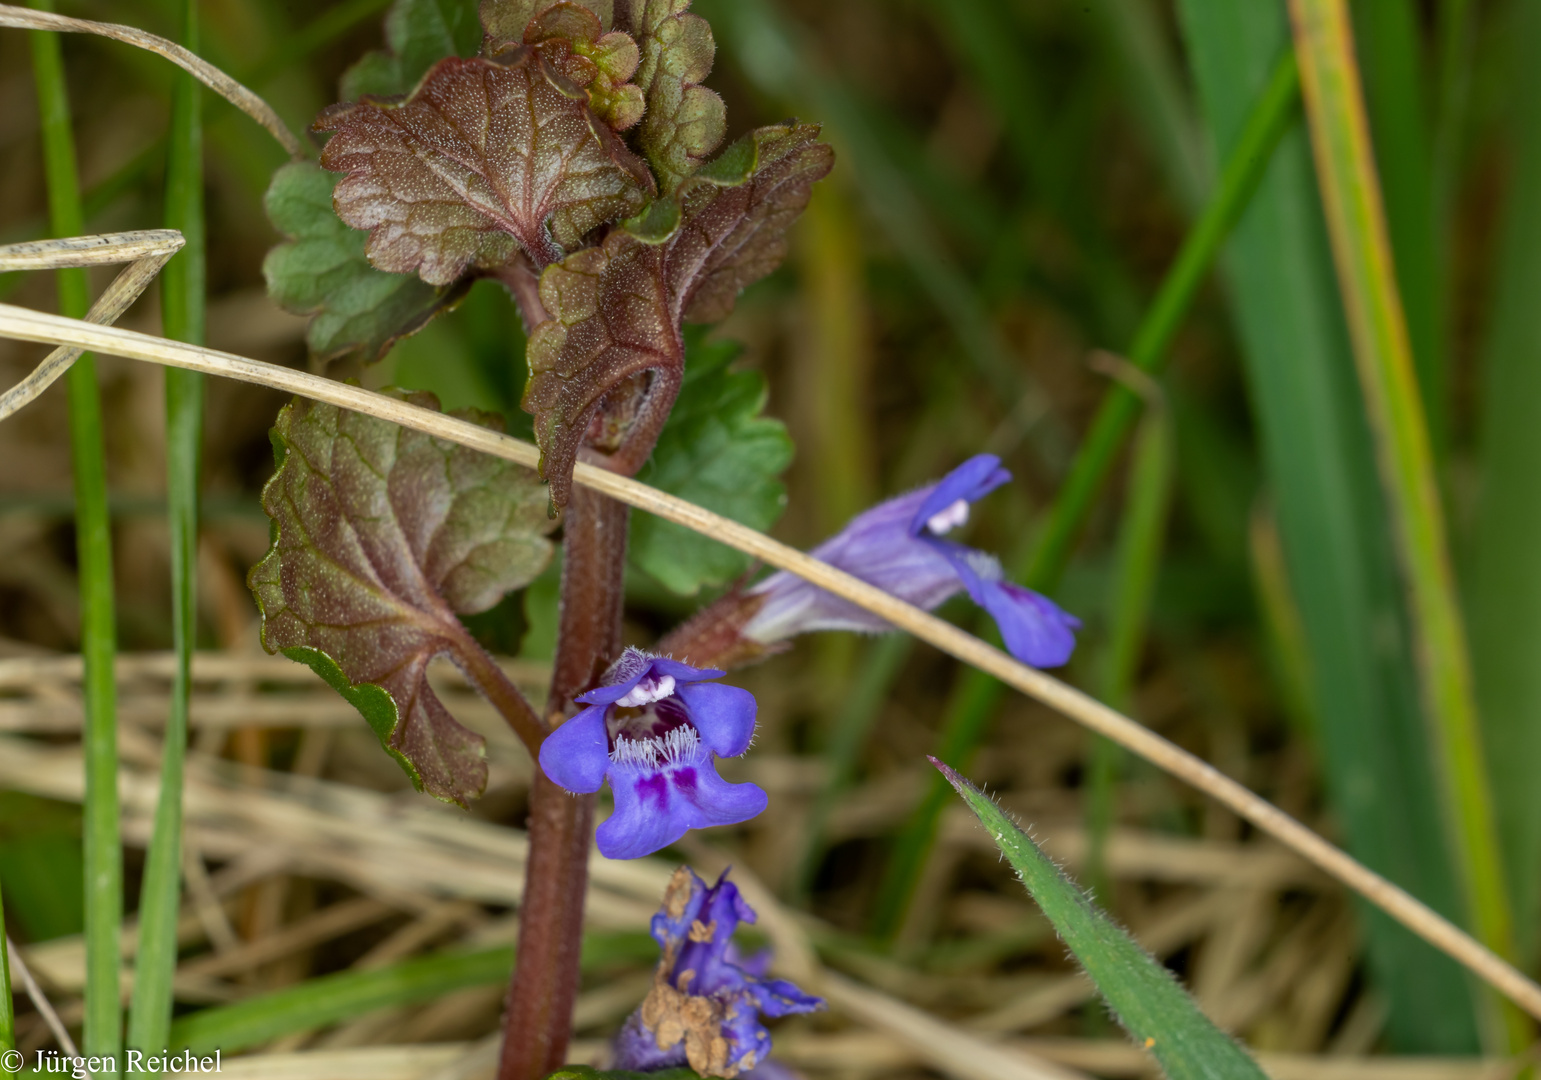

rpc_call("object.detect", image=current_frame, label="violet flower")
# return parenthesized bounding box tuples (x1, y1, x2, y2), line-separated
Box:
(614, 867, 823, 1077)
(742, 454, 1081, 667)
(538, 648, 767, 859)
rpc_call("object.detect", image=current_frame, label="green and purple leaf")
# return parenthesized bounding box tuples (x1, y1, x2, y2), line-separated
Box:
(249, 393, 557, 805)
(263, 161, 470, 367)
(523, 122, 832, 509)
(616, 0, 725, 190)
(317, 49, 654, 280)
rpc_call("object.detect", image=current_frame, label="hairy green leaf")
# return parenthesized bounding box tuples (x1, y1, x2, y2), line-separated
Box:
(341, 0, 484, 100)
(631, 334, 790, 594)
(935, 760, 1268, 1080)
(523, 123, 831, 509)
(617, 0, 726, 189)
(249, 393, 556, 805)
(263, 161, 468, 367)
(318, 50, 654, 281)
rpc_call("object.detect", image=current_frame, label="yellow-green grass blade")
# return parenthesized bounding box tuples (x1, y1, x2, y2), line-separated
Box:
(1348, 0, 1446, 458)
(26, 5, 123, 1074)
(1177, 0, 1481, 1051)
(937, 760, 1268, 1079)
(1287, 0, 1519, 1048)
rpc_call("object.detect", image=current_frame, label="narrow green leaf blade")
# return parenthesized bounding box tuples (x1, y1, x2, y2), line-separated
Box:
(934, 760, 1267, 1080)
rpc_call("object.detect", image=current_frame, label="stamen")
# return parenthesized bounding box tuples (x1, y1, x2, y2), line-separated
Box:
(925, 498, 970, 535)
(611, 723, 702, 768)
(616, 673, 677, 707)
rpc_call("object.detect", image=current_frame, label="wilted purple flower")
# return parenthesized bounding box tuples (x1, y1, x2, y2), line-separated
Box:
(614, 867, 823, 1077)
(742, 455, 1081, 667)
(538, 648, 767, 859)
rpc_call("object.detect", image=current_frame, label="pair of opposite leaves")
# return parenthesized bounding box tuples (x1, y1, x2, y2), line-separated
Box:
(312, 0, 833, 509)
(254, 0, 831, 805)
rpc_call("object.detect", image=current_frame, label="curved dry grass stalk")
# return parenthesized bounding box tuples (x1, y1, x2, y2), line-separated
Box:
(8, 933, 81, 1057)
(0, 5, 305, 159)
(0, 302, 1539, 1027)
(0, 231, 184, 421)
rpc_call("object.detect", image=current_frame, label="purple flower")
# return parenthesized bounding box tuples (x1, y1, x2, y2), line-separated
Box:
(742, 455, 1081, 667)
(614, 867, 823, 1077)
(538, 648, 768, 860)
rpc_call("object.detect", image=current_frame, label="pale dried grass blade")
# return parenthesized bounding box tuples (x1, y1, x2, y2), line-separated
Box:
(0, 230, 184, 271)
(0, 7, 304, 158)
(0, 233, 183, 421)
(7, 933, 80, 1057)
(1, 307, 1540, 1024)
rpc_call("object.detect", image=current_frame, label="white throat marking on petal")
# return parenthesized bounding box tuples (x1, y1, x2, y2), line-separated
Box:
(615, 673, 676, 708)
(925, 498, 970, 535)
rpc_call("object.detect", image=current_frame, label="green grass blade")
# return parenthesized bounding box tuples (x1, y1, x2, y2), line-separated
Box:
(1288, 0, 1518, 1048)
(1348, 0, 1446, 457)
(0, 883, 13, 1053)
(169, 947, 516, 1054)
(167, 932, 653, 1055)
(1468, 0, 1541, 973)
(1088, 402, 1175, 899)
(27, 7, 122, 1074)
(1176, 0, 1480, 1051)
(935, 760, 1268, 1079)
(128, 0, 206, 1061)
(869, 53, 1297, 940)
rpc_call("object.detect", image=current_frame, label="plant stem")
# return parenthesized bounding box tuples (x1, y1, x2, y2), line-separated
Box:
(28, 7, 122, 1074)
(870, 49, 1299, 941)
(1287, 0, 1522, 1049)
(498, 485, 628, 1080)
(129, 0, 204, 1060)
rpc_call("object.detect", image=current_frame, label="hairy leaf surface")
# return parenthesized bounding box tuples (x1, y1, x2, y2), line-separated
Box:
(523, 122, 831, 508)
(318, 51, 654, 282)
(250, 393, 556, 805)
(481, 1, 643, 131)
(342, 0, 484, 100)
(937, 760, 1268, 1080)
(631, 334, 790, 594)
(263, 161, 467, 366)
(617, 0, 725, 189)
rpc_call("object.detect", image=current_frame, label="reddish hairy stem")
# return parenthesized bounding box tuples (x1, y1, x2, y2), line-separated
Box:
(498, 484, 629, 1080)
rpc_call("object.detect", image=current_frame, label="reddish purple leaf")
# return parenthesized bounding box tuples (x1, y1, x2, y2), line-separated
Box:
(317, 49, 654, 281)
(523, 123, 833, 509)
(249, 393, 557, 806)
